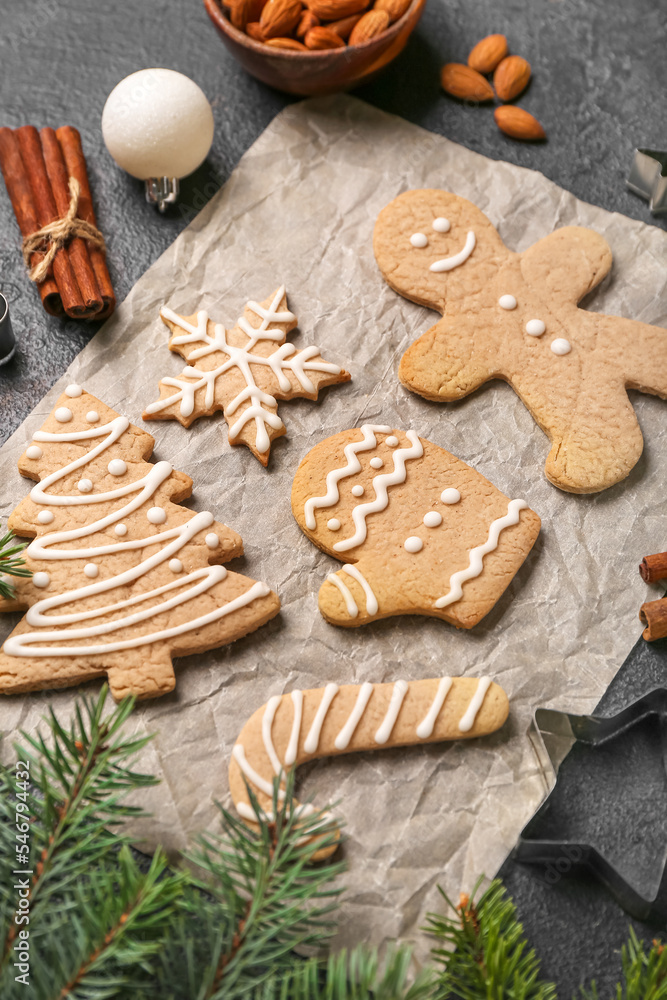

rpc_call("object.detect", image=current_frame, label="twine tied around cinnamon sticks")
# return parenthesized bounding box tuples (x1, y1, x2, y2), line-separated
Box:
(22, 176, 106, 284)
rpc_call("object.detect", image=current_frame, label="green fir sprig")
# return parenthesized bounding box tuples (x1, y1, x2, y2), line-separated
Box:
(578, 928, 667, 1000)
(0, 528, 31, 600)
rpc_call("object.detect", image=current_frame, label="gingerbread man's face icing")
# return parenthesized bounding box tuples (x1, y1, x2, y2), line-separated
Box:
(374, 189, 667, 494)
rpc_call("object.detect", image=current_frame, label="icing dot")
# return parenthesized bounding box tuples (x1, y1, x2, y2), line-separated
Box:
(26, 445, 42, 460)
(37, 510, 54, 524)
(370, 457, 383, 469)
(498, 295, 517, 310)
(65, 384, 82, 397)
(351, 484, 364, 497)
(551, 338, 572, 356)
(86, 411, 100, 423)
(147, 507, 166, 524)
(404, 536, 423, 553)
(33, 572, 50, 589)
(526, 319, 546, 337)
(78, 479, 93, 493)
(107, 459, 127, 476)
(441, 488, 461, 504)
(386, 436, 399, 447)
(432, 217, 451, 233)
(169, 559, 183, 573)
(114, 524, 127, 536)
(327, 518, 341, 531)
(205, 533, 219, 548)
(84, 563, 99, 578)
(55, 407, 73, 423)
(410, 233, 428, 248)
(423, 511, 442, 528)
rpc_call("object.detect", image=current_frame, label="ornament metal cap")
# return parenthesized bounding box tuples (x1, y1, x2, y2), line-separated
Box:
(627, 148, 667, 215)
(0, 293, 16, 366)
(144, 177, 180, 212)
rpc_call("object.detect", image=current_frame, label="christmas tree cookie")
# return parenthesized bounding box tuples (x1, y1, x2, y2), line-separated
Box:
(144, 286, 351, 466)
(292, 425, 540, 628)
(374, 189, 667, 493)
(0, 387, 280, 700)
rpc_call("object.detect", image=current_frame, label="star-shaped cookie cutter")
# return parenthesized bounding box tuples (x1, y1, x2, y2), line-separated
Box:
(627, 149, 667, 215)
(514, 690, 667, 922)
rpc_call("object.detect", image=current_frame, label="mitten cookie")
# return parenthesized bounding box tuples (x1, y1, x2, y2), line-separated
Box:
(291, 425, 540, 628)
(0, 387, 280, 701)
(374, 189, 667, 494)
(144, 286, 351, 466)
(230, 675, 509, 855)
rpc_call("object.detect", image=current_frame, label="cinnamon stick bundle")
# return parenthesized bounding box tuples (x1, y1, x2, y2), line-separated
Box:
(639, 552, 667, 584)
(640, 597, 667, 642)
(0, 125, 114, 320)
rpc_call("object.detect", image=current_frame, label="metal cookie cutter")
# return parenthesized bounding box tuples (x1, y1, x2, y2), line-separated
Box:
(514, 690, 667, 922)
(627, 149, 667, 215)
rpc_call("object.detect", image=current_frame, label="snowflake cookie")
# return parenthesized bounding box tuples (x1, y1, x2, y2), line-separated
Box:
(374, 189, 667, 494)
(291, 424, 540, 628)
(143, 286, 351, 466)
(0, 387, 280, 701)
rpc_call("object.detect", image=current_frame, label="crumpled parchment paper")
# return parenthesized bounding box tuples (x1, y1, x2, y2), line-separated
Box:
(1, 96, 666, 960)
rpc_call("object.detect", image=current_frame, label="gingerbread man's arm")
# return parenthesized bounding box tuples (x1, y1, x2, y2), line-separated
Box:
(519, 227, 613, 305)
(399, 315, 498, 401)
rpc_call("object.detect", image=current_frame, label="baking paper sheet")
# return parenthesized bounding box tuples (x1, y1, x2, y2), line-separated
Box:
(1, 96, 666, 959)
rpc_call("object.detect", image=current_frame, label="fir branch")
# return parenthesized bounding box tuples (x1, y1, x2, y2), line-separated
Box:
(426, 878, 557, 1000)
(579, 929, 667, 1000)
(0, 528, 31, 600)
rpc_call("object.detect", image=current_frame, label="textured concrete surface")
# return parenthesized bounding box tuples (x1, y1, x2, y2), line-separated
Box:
(1, 0, 666, 991)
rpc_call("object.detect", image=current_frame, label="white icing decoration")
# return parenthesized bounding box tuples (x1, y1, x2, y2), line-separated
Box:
(84, 563, 99, 578)
(26, 445, 42, 460)
(435, 499, 528, 609)
(262, 695, 283, 775)
(404, 536, 423, 553)
(233, 743, 284, 801)
(65, 384, 82, 397)
(386, 436, 398, 447)
(416, 677, 453, 738)
(410, 233, 428, 248)
(327, 518, 341, 531)
(304, 683, 339, 754)
(147, 287, 340, 455)
(55, 407, 73, 423)
(37, 511, 54, 524)
(284, 689, 303, 766)
(370, 457, 383, 469)
(458, 676, 493, 732)
(498, 294, 517, 310)
(205, 533, 219, 548)
(2, 415, 271, 657)
(147, 507, 166, 524)
(351, 485, 364, 497)
(526, 319, 546, 337)
(429, 231, 476, 272)
(441, 488, 460, 504)
(86, 411, 100, 423)
(432, 217, 451, 233)
(78, 479, 93, 493)
(374, 679, 408, 744)
(341, 564, 378, 616)
(169, 559, 183, 573)
(551, 338, 571, 355)
(304, 424, 391, 529)
(114, 524, 127, 536)
(334, 682, 373, 750)
(234, 800, 318, 824)
(423, 511, 442, 527)
(334, 431, 423, 553)
(326, 573, 357, 618)
(107, 459, 127, 476)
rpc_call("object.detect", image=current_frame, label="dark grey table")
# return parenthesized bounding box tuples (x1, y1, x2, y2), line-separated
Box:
(1, 0, 666, 993)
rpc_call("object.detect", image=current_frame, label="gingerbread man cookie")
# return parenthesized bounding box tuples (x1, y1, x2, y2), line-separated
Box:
(374, 190, 667, 493)
(0, 387, 280, 701)
(230, 675, 509, 855)
(291, 425, 540, 628)
(144, 286, 351, 466)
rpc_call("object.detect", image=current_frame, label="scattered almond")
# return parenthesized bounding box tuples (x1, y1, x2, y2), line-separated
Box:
(306, 0, 369, 20)
(467, 33, 507, 74)
(259, 0, 303, 38)
(296, 8, 319, 36)
(493, 54, 531, 101)
(304, 24, 347, 47)
(245, 20, 265, 38)
(440, 63, 494, 102)
(494, 105, 545, 140)
(348, 8, 389, 43)
(266, 35, 308, 47)
(328, 12, 363, 37)
(373, 0, 411, 23)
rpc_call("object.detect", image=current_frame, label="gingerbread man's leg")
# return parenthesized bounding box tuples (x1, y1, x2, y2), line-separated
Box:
(399, 317, 497, 401)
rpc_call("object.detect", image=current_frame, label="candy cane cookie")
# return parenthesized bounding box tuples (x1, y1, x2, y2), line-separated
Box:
(229, 675, 509, 855)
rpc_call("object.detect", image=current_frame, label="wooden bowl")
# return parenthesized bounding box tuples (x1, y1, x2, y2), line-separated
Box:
(203, 0, 426, 96)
